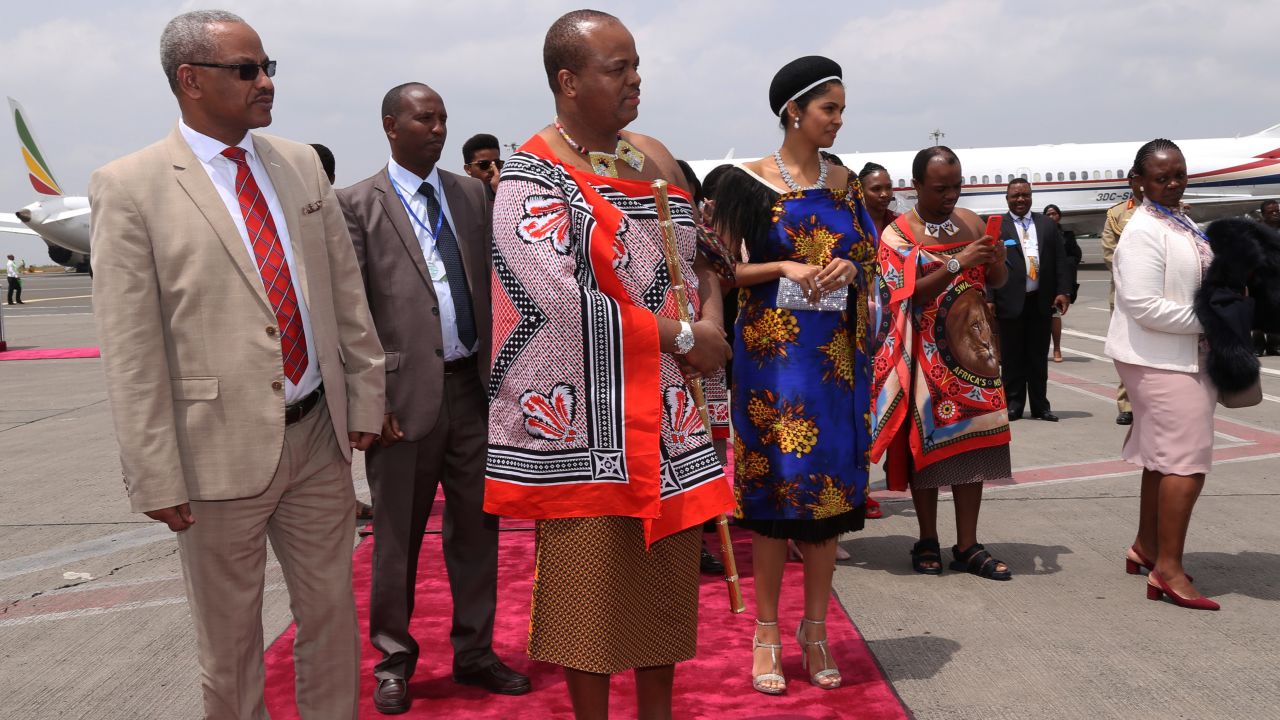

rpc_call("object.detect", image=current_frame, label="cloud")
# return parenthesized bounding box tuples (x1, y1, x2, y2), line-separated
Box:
(0, 0, 1277, 250)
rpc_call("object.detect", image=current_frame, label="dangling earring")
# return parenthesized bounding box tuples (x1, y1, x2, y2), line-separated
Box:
(793, 116, 800, 130)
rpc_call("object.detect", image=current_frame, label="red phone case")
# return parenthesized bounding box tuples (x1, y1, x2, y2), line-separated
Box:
(985, 215, 1003, 241)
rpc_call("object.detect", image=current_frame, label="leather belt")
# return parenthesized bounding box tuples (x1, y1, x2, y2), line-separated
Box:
(443, 354, 477, 375)
(285, 384, 324, 425)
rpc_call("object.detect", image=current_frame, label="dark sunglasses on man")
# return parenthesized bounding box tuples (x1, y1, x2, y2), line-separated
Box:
(466, 158, 504, 172)
(186, 60, 277, 81)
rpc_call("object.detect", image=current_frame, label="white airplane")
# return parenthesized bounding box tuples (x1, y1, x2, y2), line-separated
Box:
(0, 98, 91, 271)
(689, 125, 1280, 235)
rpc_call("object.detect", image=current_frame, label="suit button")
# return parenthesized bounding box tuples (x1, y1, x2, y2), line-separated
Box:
(431, 307, 439, 316)
(266, 326, 277, 337)
(271, 380, 283, 391)
(435, 348, 443, 357)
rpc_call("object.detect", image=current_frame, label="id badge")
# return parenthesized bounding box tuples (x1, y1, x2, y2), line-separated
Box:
(426, 254, 447, 283)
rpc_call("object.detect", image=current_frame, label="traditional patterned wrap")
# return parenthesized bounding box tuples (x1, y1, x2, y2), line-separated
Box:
(870, 212, 1009, 491)
(485, 134, 734, 544)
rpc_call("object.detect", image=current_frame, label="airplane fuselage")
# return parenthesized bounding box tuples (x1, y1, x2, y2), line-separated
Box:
(689, 131, 1280, 235)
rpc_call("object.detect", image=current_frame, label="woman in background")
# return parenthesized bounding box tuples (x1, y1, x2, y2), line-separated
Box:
(1044, 203, 1082, 362)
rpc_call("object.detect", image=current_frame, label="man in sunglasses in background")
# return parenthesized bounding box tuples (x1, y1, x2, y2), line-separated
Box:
(461, 133, 504, 198)
(89, 10, 385, 718)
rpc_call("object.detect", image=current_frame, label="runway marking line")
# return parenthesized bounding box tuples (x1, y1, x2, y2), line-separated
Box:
(7, 294, 92, 304)
(874, 352, 1280, 499)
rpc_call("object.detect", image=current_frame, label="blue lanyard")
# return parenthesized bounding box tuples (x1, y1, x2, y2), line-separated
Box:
(389, 173, 444, 242)
(1149, 201, 1208, 243)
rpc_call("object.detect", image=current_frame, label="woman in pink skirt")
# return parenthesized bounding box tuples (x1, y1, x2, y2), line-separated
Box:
(1104, 139, 1219, 611)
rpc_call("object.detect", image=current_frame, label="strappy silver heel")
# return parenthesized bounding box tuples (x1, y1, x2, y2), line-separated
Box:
(796, 618, 842, 689)
(752, 620, 786, 695)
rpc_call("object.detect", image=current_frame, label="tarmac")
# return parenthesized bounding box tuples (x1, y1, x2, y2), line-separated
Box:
(1, 259, 1278, 720)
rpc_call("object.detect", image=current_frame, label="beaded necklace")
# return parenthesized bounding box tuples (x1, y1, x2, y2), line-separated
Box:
(554, 117, 645, 178)
(773, 150, 827, 192)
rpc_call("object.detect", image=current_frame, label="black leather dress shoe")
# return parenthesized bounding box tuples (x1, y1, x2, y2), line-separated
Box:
(1007, 411, 1023, 421)
(373, 677, 410, 715)
(700, 545, 725, 575)
(1116, 411, 1133, 426)
(1033, 411, 1060, 422)
(454, 660, 531, 696)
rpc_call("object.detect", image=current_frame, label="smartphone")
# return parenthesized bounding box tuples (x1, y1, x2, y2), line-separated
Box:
(984, 215, 1003, 244)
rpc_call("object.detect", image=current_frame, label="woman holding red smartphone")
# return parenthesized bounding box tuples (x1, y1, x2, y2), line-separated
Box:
(870, 146, 1015, 580)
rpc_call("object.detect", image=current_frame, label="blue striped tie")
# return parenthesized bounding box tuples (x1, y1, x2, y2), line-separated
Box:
(419, 182, 477, 351)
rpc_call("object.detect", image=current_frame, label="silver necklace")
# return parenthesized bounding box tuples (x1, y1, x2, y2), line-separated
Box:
(773, 150, 827, 192)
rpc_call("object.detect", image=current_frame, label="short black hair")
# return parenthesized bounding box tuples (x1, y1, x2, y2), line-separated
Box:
(381, 82, 431, 119)
(819, 150, 844, 167)
(309, 144, 335, 184)
(1007, 177, 1030, 191)
(1133, 138, 1181, 176)
(462, 133, 500, 164)
(858, 162, 887, 181)
(1044, 203, 1062, 215)
(1262, 199, 1279, 212)
(911, 146, 959, 181)
(543, 9, 620, 94)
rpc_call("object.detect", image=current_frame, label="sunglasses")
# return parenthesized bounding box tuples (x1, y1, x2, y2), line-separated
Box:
(187, 60, 277, 81)
(467, 158, 504, 171)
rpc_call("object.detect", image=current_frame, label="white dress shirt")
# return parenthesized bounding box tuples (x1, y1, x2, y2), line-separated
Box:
(5, 258, 17, 278)
(386, 157, 476, 361)
(178, 120, 321, 404)
(1010, 212, 1040, 292)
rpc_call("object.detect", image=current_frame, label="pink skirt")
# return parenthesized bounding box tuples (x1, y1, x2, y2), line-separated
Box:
(1113, 360, 1216, 476)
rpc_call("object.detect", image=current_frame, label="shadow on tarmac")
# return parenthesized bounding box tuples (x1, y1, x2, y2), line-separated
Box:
(1183, 550, 1280, 601)
(840, 535, 1073, 577)
(865, 635, 962, 680)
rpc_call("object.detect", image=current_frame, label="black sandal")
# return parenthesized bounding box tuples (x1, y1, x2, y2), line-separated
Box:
(950, 543, 1012, 581)
(910, 538, 944, 575)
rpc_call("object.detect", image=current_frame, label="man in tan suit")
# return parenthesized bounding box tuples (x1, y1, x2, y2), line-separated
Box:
(337, 83, 529, 714)
(90, 11, 384, 719)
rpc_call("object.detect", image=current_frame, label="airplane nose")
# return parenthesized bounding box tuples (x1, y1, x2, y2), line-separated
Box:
(15, 208, 31, 222)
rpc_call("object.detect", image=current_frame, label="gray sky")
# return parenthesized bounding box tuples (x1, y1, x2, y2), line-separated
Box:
(2, 0, 1278, 263)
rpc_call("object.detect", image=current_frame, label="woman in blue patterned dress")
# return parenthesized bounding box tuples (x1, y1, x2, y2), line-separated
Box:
(711, 56, 875, 695)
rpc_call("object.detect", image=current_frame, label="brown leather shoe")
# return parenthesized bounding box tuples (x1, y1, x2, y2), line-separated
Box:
(453, 660, 531, 696)
(373, 677, 410, 715)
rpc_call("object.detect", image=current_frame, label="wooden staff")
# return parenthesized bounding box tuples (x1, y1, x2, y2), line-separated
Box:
(651, 178, 745, 615)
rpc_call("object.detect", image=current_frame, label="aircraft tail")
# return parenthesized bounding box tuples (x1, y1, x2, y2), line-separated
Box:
(7, 97, 63, 196)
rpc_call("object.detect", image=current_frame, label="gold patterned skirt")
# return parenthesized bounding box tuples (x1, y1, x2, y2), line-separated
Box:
(528, 517, 701, 674)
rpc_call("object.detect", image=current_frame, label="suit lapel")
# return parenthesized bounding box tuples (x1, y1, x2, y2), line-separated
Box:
(374, 170, 436, 295)
(166, 128, 271, 315)
(439, 171, 482, 294)
(254, 136, 311, 306)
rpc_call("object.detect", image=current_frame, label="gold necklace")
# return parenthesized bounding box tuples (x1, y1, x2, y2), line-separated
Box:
(554, 117, 645, 178)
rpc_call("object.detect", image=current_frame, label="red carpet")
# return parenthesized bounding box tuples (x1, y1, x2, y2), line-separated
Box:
(263, 520, 908, 719)
(0, 346, 99, 360)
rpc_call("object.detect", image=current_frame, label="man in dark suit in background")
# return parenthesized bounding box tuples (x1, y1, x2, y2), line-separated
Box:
(337, 82, 530, 715)
(990, 178, 1072, 421)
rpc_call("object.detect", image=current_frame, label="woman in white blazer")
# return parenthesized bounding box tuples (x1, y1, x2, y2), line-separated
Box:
(1104, 139, 1219, 611)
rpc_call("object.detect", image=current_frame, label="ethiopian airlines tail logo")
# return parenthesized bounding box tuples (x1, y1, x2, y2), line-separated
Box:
(9, 98, 62, 196)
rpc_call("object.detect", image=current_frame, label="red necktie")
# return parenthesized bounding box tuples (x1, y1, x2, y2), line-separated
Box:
(221, 147, 308, 384)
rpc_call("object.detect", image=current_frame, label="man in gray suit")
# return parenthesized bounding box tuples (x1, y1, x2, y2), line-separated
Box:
(337, 82, 530, 715)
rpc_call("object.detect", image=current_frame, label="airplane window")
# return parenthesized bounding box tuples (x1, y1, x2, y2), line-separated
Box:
(970, 175, 977, 184)
(1118, 168, 1126, 178)
(1033, 173, 1042, 182)
(1057, 172, 1064, 181)
(1091, 170, 1099, 180)
(995, 174, 1003, 184)
(1069, 171, 1077, 180)
(1105, 170, 1113, 179)
(982, 175, 989, 184)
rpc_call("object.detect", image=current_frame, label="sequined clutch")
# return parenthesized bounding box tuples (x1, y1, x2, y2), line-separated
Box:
(776, 278, 847, 312)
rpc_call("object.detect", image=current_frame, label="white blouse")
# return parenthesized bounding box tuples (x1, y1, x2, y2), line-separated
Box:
(1104, 202, 1208, 372)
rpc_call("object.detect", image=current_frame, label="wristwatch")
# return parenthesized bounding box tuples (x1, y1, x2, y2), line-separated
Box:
(946, 257, 962, 274)
(674, 321, 695, 354)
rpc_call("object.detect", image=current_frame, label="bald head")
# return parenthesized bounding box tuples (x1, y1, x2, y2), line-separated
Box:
(543, 9, 620, 94)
